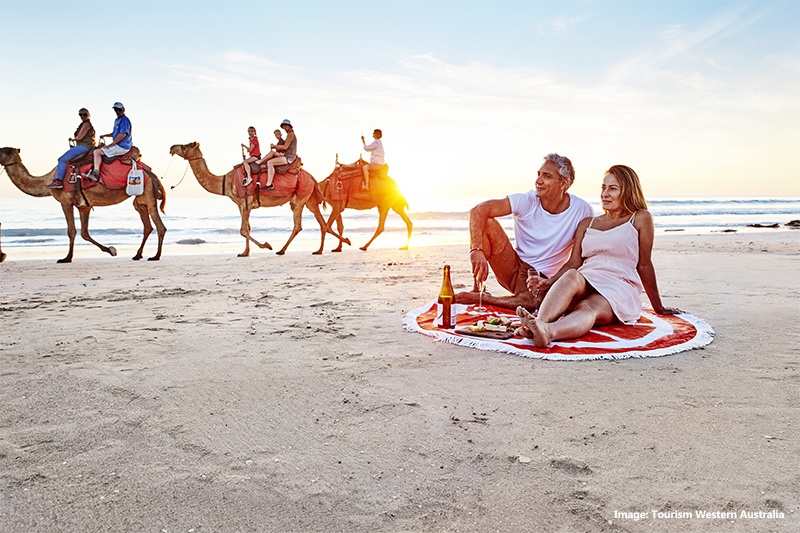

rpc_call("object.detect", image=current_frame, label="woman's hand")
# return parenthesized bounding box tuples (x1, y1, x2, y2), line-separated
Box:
(654, 305, 682, 315)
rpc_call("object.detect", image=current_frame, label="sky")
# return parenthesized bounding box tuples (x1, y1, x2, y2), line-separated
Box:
(1, 0, 798, 204)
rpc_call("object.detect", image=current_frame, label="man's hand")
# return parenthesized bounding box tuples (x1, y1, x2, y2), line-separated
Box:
(470, 249, 489, 288)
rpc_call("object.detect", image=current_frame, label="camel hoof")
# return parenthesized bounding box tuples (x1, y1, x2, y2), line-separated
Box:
(237, 252, 249, 257)
(57, 257, 72, 264)
(132, 255, 143, 261)
(359, 246, 368, 252)
(147, 256, 160, 261)
(108, 246, 118, 257)
(312, 250, 323, 255)
(276, 250, 286, 256)
(343, 238, 351, 246)
(0, 253, 6, 263)
(331, 248, 342, 253)
(399, 245, 409, 250)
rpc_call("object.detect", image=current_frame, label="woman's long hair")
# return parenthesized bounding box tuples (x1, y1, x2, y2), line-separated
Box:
(606, 164, 647, 213)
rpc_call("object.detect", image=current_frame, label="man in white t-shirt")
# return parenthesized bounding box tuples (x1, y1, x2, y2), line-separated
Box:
(456, 153, 595, 310)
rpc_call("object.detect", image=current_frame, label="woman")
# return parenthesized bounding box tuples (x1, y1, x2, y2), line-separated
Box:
(255, 119, 296, 190)
(517, 164, 680, 347)
(46, 108, 95, 189)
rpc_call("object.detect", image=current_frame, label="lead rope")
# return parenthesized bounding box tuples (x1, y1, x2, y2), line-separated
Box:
(170, 158, 190, 190)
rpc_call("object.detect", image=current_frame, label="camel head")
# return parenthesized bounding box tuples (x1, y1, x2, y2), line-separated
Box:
(0, 147, 23, 167)
(169, 142, 201, 160)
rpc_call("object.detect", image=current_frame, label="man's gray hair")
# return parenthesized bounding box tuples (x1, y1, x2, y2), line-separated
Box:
(543, 153, 575, 187)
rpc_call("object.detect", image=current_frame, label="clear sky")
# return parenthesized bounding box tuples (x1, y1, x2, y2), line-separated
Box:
(1, 0, 798, 203)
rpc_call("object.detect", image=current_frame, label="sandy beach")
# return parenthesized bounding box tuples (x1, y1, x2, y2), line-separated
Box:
(0, 231, 798, 532)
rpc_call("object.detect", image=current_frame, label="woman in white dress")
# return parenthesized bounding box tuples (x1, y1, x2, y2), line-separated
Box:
(517, 165, 680, 347)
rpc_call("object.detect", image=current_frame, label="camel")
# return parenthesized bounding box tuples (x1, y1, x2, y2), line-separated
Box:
(168, 142, 349, 256)
(0, 147, 167, 263)
(320, 163, 413, 252)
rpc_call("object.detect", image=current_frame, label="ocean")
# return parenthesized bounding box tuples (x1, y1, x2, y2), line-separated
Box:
(1, 195, 798, 259)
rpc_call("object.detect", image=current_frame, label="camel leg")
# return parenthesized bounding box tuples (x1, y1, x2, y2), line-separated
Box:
(394, 205, 413, 250)
(58, 203, 78, 263)
(146, 200, 167, 261)
(0, 222, 5, 263)
(334, 215, 346, 251)
(360, 206, 390, 251)
(324, 206, 347, 253)
(237, 203, 273, 257)
(132, 200, 152, 261)
(276, 201, 305, 255)
(306, 202, 350, 254)
(77, 206, 118, 257)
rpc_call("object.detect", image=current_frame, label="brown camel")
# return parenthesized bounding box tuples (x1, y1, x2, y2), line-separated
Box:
(320, 163, 413, 252)
(168, 142, 349, 256)
(0, 147, 167, 263)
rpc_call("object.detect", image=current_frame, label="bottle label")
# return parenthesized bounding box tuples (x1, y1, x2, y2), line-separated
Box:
(436, 303, 455, 328)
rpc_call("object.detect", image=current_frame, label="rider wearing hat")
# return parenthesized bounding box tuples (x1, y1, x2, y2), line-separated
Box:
(255, 119, 296, 190)
(89, 102, 132, 180)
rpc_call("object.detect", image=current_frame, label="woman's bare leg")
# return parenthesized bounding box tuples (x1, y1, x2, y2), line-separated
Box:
(537, 269, 591, 322)
(518, 293, 615, 347)
(266, 156, 288, 187)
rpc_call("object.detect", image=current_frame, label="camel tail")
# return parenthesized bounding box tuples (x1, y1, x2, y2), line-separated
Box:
(147, 169, 167, 215)
(313, 180, 328, 211)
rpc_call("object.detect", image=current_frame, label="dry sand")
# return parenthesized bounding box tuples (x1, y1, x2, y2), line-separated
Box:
(0, 232, 798, 532)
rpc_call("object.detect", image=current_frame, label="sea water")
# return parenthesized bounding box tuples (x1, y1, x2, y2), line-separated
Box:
(1, 195, 798, 258)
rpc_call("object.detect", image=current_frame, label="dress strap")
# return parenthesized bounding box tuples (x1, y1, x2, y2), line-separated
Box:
(588, 217, 596, 229)
(629, 211, 637, 224)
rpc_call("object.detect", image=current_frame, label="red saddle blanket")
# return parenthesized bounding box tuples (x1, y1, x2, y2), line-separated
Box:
(63, 156, 151, 193)
(326, 163, 381, 202)
(234, 165, 315, 198)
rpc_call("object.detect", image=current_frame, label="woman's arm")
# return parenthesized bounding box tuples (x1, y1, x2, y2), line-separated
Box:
(635, 210, 681, 314)
(530, 216, 592, 294)
(72, 123, 90, 142)
(275, 131, 295, 151)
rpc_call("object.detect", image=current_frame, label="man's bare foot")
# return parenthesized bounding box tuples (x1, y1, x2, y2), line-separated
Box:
(514, 326, 532, 339)
(516, 306, 550, 348)
(454, 290, 491, 304)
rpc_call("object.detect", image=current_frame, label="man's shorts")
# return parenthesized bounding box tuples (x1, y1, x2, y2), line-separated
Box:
(101, 145, 130, 158)
(496, 253, 536, 295)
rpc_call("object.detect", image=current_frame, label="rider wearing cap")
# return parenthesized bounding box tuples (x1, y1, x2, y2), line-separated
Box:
(89, 102, 132, 180)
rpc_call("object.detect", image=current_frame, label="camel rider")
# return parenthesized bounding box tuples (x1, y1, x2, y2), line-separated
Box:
(361, 129, 386, 191)
(89, 102, 132, 181)
(46, 108, 96, 189)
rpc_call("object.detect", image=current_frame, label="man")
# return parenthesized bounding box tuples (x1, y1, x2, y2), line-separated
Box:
(360, 129, 386, 191)
(455, 153, 595, 310)
(89, 102, 132, 180)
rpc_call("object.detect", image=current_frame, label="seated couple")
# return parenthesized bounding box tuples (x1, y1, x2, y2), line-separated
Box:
(456, 153, 680, 347)
(241, 120, 297, 189)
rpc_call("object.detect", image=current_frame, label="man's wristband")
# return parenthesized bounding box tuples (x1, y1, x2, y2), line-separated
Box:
(470, 248, 483, 253)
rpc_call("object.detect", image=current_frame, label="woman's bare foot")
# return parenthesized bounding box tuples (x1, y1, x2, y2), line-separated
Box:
(517, 306, 550, 348)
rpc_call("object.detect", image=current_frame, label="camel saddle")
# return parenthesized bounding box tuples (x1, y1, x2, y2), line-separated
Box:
(67, 146, 142, 168)
(327, 160, 388, 202)
(249, 156, 302, 175)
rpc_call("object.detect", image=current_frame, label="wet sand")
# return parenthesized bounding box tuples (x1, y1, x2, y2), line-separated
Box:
(0, 232, 798, 532)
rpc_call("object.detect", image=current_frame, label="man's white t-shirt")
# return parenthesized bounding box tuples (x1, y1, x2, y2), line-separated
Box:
(507, 191, 595, 278)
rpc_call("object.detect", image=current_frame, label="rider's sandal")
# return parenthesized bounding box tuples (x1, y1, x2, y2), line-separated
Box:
(265, 184, 274, 190)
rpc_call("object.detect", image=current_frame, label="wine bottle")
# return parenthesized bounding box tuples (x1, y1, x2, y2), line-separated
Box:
(437, 264, 455, 329)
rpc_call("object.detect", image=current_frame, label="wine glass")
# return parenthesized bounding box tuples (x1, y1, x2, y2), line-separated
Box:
(476, 279, 487, 312)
